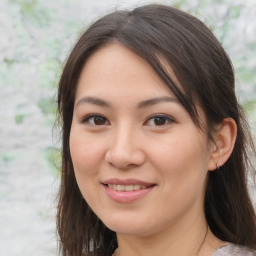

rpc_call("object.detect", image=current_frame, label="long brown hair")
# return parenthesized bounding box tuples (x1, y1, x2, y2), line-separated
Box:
(57, 4, 256, 256)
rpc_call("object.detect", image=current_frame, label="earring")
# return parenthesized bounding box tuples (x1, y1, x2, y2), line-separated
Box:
(216, 163, 220, 170)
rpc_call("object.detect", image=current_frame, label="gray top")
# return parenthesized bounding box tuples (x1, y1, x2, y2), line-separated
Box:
(212, 244, 256, 255)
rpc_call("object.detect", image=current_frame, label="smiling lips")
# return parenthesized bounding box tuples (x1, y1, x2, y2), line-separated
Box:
(103, 179, 155, 203)
(108, 184, 147, 191)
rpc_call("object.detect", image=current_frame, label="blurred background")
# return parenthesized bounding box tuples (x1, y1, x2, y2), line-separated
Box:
(0, 0, 255, 255)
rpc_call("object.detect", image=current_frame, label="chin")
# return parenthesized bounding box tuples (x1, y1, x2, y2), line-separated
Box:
(101, 216, 157, 237)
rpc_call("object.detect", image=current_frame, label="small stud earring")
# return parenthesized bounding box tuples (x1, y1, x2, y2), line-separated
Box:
(216, 163, 220, 170)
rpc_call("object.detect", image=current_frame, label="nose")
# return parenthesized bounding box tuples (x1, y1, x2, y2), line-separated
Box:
(105, 125, 146, 169)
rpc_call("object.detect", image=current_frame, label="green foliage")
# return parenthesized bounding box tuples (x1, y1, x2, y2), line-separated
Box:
(37, 96, 56, 116)
(4, 58, 16, 66)
(44, 146, 61, 177)
(243, 98, 255, 108)
(172, 0, 187, 9)
(39, 59, 61, 89)
(229, 5, 242, 19)
(0, 152, 17, 165)
(15, 114, 26, 124)
(12, 0, 53, 27)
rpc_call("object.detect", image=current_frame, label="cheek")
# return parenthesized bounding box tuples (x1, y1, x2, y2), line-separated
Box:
(69, 127, 105, 207)
(149, 129, 210, 188)
(69, 127, 104, 177)
(149, 135, 209, 219)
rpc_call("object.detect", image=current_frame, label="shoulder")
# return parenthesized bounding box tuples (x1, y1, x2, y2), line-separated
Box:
(212, 243, 256, 256)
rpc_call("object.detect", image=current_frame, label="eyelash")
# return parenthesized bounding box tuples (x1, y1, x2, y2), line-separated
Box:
(144, 114, 174, 127)
(81, 114, 109, 126)
(81, 114, 174, 127)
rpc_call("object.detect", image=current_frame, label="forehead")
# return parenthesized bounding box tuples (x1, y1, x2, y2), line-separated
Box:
(75, 42, 176, 100)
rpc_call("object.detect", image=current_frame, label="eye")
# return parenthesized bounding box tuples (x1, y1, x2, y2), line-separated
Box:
(82, 114, 110, 126)
(145, 114, 174, 126)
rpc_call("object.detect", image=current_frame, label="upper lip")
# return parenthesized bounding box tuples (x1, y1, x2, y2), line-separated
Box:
(102, 178, 155, 187)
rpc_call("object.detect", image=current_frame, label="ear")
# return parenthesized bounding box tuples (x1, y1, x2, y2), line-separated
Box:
(208, 118, 237, 171)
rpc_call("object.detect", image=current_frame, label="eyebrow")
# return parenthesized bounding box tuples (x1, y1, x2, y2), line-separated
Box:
(137, 96, 178, 108)
(75, 96, 178, 109)
(75, 96, 111, 108)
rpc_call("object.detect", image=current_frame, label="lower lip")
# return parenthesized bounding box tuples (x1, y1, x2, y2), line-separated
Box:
(104, 185, 155, 203)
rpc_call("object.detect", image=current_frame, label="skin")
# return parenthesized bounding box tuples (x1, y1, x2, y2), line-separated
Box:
(70, 42, 233, 256)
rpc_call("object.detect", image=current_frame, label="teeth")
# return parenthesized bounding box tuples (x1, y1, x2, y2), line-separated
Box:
(117, 185, 124, 191)
(133, 185, 141, 191)
(108, 184, 147, 191)
(125, 185, 133, 191)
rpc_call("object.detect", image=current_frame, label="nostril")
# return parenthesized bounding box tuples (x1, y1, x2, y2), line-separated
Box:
(105, 147, 146, 169)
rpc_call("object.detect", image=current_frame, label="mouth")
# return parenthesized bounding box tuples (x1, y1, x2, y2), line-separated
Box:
(106, 184, 154, 191)
(102, 179, 156, 203)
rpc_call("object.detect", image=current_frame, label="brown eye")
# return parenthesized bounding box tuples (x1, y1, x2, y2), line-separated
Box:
(153, 117, 167, 126)
(93, 116, 107, 125)
(82, 114, 109, 126)
(145, 115, 174, 126)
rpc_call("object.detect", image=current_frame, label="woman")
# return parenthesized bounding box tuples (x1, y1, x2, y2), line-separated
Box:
(57, 4, 256, 256)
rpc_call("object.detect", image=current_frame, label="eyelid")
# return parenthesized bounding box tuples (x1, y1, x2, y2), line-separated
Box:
(80, 113, 110, 125)
(144, 114, 175, 126)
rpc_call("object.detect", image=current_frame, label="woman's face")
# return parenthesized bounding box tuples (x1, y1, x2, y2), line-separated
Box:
(70, 43, 216, 236)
